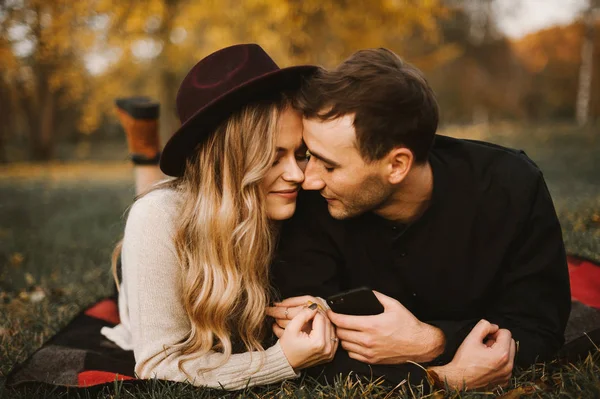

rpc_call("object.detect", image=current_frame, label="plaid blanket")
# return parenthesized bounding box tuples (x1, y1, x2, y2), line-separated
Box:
(6, 298, 136, 389)
(6, 256, 600, 390)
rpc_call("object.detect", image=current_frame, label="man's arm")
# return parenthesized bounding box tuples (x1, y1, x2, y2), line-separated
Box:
(483, 172, 570, 365)
(428, 319, 516, 390)
(319, 171, 568, 373)
(401, 169, 570, 368)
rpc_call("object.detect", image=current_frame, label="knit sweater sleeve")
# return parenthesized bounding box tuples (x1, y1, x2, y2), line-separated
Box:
(121, 190, 299, 390)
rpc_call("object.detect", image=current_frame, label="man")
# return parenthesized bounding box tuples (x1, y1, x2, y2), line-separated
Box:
(267, 48, 570, 389)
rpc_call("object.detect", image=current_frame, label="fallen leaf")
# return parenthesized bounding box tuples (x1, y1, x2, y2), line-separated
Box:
(0, 291, 9, 303)
(522, 385, 538, 394)
(24, 272, 35, 286)
(497, 386, 530, 398)
(10, 253, 24, 267)
(573, 221, 587, 232)
(429, 391, 445, 399)
(30, 288, 46, 303)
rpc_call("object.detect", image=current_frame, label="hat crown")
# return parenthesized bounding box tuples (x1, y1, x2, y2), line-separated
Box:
(176, 44, 280, 124)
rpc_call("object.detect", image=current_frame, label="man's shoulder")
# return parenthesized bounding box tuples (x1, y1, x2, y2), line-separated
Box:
(433, 134, 542, 183)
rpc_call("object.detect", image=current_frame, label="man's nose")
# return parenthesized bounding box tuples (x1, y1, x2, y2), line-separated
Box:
(301, 158, 325, 191)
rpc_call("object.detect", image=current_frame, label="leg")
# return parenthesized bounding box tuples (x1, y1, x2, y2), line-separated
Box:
(133, 165, 164, 196)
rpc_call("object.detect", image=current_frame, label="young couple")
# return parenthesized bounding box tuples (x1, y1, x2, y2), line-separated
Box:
(102, 43, 570, 390)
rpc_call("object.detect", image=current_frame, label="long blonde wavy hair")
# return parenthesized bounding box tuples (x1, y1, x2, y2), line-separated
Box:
(112, 95, 291, 374)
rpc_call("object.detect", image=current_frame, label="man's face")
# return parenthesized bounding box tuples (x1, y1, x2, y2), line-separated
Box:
(302, 114, 393, 219)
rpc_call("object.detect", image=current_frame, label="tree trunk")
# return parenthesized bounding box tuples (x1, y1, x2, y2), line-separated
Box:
(0, 80, 9, 163)
(30, 86, 56, 161)
(158, 69, 180, 145)
(576, 10, 596, 126)
(157, 0, 181, 146)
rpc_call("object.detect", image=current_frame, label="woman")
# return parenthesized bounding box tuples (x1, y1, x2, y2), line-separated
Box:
(101, 44, 338, 390)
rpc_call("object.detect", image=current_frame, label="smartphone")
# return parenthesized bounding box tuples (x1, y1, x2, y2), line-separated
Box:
(326, 287, 384, 316)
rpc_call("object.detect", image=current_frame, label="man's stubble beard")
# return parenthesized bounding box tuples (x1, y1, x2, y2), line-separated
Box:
(328, 174, 393, 220)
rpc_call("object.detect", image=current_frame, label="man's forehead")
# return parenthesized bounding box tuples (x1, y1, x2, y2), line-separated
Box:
(302, 115, 363, 167)
(303, 114, 356, 148)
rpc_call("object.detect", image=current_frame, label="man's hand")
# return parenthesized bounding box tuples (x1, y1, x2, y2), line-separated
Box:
(429, 319, 516, 390)
(327, 291, 445, 364)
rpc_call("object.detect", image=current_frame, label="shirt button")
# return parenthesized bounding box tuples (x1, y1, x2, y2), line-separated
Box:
(412, 292, 417, 297)
(392, 226, 397, 230)
(400, 252, 407, 257)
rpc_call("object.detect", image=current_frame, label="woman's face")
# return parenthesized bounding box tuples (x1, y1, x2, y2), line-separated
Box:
(262, 107, 308, 220)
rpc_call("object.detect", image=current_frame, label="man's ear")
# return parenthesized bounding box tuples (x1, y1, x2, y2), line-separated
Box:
(386, 148, 413, 184)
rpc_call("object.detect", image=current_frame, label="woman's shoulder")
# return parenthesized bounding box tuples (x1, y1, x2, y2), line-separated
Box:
(131, 186, 181, 216)
(126, 186, 181, 234)
(123, 186, 181, 257)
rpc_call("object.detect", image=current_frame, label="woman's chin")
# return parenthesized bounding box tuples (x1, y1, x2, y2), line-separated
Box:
(267, 203, 297, 221)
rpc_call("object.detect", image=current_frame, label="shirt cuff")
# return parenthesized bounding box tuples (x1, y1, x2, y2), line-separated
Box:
(425, 319, 479, 366)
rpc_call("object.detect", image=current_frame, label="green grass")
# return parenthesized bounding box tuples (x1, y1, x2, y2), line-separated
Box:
(1, 124, 599, 398)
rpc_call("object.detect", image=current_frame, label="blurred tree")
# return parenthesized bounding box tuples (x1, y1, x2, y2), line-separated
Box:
(514, 19, 600, 122)
(1, 0, 450, 160)
(274, 0, 448, 66)
(0, 0, 96, 160)
(576, 1, 600, 126)
(92, 0, 449, 144)
(0, 28, 19, 162)
(423, 0, 526, 124)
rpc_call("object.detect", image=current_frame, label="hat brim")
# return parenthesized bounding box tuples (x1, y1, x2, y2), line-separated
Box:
(160, 65, 318, 177)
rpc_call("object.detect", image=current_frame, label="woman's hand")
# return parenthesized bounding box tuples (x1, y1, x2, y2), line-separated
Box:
(266, 295, 328, 330)
(276, 304, 338, 370)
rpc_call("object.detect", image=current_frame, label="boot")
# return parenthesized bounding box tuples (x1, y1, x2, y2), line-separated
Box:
(115, 97, 161, 164)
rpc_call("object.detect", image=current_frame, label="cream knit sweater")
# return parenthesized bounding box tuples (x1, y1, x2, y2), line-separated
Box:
(101, 188, 298, 389)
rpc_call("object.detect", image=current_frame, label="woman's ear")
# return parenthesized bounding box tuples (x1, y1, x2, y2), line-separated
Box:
(386, 147, 413, 184)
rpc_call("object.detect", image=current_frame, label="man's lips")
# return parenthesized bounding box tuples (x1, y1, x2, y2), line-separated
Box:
(321, 193, 337, 202)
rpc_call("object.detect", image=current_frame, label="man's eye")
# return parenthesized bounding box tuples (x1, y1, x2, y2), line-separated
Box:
(324, 166, 334, 172)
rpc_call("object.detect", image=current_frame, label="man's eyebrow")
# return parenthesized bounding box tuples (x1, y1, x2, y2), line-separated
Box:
(308, 149, 340, 167)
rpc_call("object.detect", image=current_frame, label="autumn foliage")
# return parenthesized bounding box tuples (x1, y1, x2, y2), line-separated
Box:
(0, 0, 597, 161)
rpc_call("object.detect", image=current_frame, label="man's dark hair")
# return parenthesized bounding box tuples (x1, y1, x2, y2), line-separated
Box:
(295, 48, 439, 164)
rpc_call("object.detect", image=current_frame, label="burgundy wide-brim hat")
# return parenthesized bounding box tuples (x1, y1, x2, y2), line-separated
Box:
(160, 43, 318, 177)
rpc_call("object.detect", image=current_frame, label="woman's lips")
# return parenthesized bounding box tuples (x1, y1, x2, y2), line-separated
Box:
(271, 189, 299, 199)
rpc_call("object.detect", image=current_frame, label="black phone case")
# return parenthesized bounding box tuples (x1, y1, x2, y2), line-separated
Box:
(326, 287, 384, 315)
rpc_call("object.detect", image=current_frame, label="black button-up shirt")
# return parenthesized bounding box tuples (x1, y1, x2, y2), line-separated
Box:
(272, 135, 570, 384)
